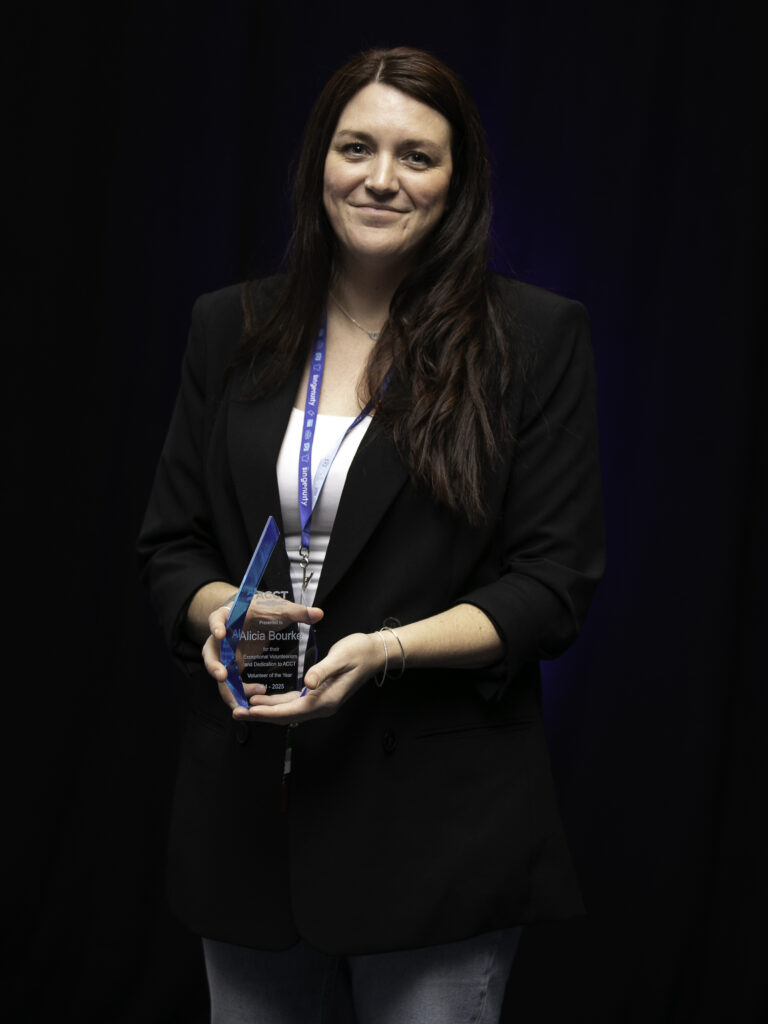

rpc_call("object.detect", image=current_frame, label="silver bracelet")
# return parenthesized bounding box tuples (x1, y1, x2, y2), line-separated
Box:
(373, 630, 389, 687)
(380, 625, 406, 678)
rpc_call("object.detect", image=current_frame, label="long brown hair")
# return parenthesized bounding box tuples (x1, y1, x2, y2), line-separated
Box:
(238, 46, 524, 524)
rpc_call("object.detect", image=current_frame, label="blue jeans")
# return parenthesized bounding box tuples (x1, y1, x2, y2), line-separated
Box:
(203, 928, 522, 1024)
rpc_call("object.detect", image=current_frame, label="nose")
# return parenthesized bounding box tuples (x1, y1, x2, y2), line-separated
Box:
(365, 153, 398, 193)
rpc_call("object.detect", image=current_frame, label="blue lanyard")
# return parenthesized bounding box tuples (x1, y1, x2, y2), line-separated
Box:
(297, 316, 372, 590)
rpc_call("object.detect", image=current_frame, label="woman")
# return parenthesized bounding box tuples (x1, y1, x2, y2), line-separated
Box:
(138, 46, 605, 1024)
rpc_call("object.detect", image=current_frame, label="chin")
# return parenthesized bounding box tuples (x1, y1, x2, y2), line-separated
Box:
(345, 236, 413, 262)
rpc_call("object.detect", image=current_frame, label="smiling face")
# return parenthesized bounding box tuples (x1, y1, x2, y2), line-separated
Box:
(323, 82, 453, 272)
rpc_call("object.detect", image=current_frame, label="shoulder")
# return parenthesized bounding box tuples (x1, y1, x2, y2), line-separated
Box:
(185, 276, 284, 381)
(490, 274, 595, 414)
(491, 273, 589, 339)
(190, 281, 242, 330)
(191, 275, 284, 335)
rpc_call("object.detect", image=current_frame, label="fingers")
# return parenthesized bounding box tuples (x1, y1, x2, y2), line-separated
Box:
(202, 634, 228, 682)
(204, 594, 322, 716)
(241, 688, 337, 723)
(301, 662, 331, 692)
(245, 636, 376, 722)
(208, 604, 230, 642)
(247, 689, 304, 706)
(233, 687, 319, 722)
(244, 594, 324, 629)
(301, 641, 347, 692)
(237, 673, 340, 723)
(297, 604, 324, 625)
(302, 632, 381, 692)
(218, 681, 243, 714)
(203, 627, 241, 712)
(215, 622, 371, 724)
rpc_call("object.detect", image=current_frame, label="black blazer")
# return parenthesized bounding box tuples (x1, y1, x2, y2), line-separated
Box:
(137, 274, 605, 954)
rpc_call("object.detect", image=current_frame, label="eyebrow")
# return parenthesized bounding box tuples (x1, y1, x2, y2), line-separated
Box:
(334, 129, 442, 150)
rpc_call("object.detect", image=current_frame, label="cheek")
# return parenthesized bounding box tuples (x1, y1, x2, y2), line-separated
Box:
(322, 156, 340, 203)
(322, 167, 332, 205)
(422, 183, 451, 218)
(415, 170, 452, 213)
(322, 171, 341, 222)
(323, 156, 354, 200)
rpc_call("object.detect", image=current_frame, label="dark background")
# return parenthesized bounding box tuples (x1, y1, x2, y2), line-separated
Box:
(8, 1, 765, 1020)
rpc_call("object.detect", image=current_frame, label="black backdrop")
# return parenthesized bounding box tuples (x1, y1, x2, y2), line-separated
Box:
(8, 2, 765, 1021)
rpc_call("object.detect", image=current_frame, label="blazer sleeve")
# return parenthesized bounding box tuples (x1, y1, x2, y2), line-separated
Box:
(458, 293, 605, 686)
(136, 289, 239, 666)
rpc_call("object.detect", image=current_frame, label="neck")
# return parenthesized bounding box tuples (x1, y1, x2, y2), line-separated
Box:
(331, 258, 407, 325)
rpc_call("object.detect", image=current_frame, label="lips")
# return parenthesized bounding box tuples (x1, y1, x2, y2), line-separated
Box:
(351, 203, 406, 213)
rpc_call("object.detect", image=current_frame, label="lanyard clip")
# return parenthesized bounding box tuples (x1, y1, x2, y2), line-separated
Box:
(299, 546, 313, 592)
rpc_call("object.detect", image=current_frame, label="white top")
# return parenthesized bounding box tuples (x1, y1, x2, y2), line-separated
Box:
(276, 406, 373, 679)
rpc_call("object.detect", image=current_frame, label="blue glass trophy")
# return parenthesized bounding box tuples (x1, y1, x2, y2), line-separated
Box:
(220, 517, 301, 707)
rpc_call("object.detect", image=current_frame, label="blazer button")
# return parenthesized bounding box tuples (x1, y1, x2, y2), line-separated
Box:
(382, 730, 397, 754)
(235, 722, 250, 745)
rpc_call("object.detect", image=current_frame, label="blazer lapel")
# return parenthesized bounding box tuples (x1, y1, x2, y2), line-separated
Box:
(226, 368, 300, 550)
(314, 420, 409, 604)
(226, 372, 410, 604)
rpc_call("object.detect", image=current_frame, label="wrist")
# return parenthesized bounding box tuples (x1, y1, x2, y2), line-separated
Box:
(370, 625, 406, 687)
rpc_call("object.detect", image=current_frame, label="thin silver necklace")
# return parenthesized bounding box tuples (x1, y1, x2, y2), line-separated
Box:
(330, 293, 383, 341)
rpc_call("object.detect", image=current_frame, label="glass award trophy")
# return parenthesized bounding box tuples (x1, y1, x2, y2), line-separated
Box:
(220, 516, 301, 707)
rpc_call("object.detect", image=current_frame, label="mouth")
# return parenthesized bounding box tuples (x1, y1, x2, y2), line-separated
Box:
(351, 203, 405, 213)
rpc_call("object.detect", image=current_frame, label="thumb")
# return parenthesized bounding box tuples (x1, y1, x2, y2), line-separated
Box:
(302, 656, 330, 691)
(299, 605, 324, 625)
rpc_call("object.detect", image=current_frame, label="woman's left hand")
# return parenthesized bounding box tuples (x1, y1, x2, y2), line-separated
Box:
(234, 631, 385, 723)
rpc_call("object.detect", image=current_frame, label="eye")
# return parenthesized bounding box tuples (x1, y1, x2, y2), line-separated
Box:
(340, 142, 369, 158)
(403, 151, 433, 168)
